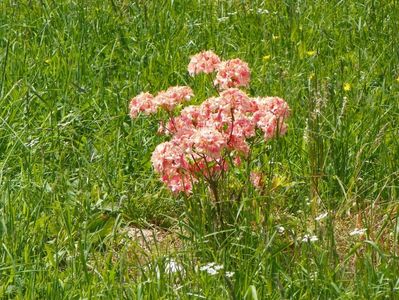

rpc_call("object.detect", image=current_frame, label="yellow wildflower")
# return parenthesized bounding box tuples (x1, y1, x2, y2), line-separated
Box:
(396, 76, 399, 83)
(343, 83, 351, 91)
(272, 35, 279, 40)
(308, 73, 315, 80)
(263, 55, 271, 62)
(306, 50, 316, 56)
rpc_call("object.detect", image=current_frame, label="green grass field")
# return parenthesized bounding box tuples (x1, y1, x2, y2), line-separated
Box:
(1, 0, 398, 298)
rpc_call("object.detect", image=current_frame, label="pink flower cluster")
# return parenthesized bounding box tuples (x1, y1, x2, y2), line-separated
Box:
(155, 86, 194, 112)
(129, 51, 290, 193)
(187, 51, 250, 90)
(150, 89, 289, 193)
(253, 97, 290, 140)
(188, 50, 221, 76)
(129, 92, 156, 119)
(129, 86, 193, 118)
(214, 59, 250, 90)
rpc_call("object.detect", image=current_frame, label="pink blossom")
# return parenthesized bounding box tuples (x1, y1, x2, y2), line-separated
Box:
(253, 97, 290, 140)
(233, 156, 242, 166)
(254, 112, 287, 140)
(151, 141, 194, 193)
(254, 96, 290, 119)
(188, 50, 221, 76)
(228, 135, 250, 155)
(188, 155, 228, 179)
(154, 86, 194, 111)
(151, 141, 186, 174)
(214, 59, 251, 90)
(250, 171, 264, 190)
(220, 88, 257, 113)
(129, 92, 157, 118)
(165, 174, 193, 194)
(200, 97, 223, 114)
(162, 115, 196, 137)
(190, 127, 227, 158)
(231, 115, 256, 139)
(180, 105, 202, 124)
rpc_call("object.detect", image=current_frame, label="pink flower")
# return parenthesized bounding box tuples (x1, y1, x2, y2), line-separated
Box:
(220, 88, 258, 113)
(188, 155, 228, 179)
(253, 97, 290, 140)
(154, 86, 194, 111)
(190, 127, 227, 158)
(214, 58, 251, 90)
(181, 105, 202, 122)
(255, 97, 290, 119)
(250, 171, 264, 190)
(165, 174, 193, 194)
(151, 141, 194, 194)
(161, 115, 197, 138)
(253, 112, 287, 140)
(129, 92, 157, 118)
(188, 50, 221, 76)
(233, 156, 242, 166)
(151, 141, 186, 174)
(231, 115, 256, 139)
(227, 135, 250, 155)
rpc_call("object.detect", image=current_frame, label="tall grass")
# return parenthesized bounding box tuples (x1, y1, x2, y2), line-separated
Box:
(0, 0, 398, 298)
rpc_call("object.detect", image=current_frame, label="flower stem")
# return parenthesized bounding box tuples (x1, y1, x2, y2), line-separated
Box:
(209, 180, 224, 229)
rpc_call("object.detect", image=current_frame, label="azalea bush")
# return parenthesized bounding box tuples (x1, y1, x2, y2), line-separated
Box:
(129, 50, 290, 232)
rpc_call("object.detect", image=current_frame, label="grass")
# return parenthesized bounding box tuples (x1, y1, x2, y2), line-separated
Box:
(0, 0, 398, 298)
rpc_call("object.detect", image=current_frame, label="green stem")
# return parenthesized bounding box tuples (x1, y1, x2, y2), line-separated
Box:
(210, 180, 224, 229)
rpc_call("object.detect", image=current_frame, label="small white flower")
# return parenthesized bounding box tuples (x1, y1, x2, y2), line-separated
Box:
(164, 259, 184, 274)
(225, 271, 234, 278)
(276, 226, 285, 234)
(349, 228, 366, 236)
(199, 262, 215, 271)
(301, 234, 318, 243)
(200, 262, 223, 276)
(213, 264, 223, 271)
(206, 268, 218, 276)
(315, 212, 328, 221)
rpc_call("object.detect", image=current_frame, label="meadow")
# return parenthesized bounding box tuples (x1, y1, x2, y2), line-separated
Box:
(0, 0, 398, 298)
